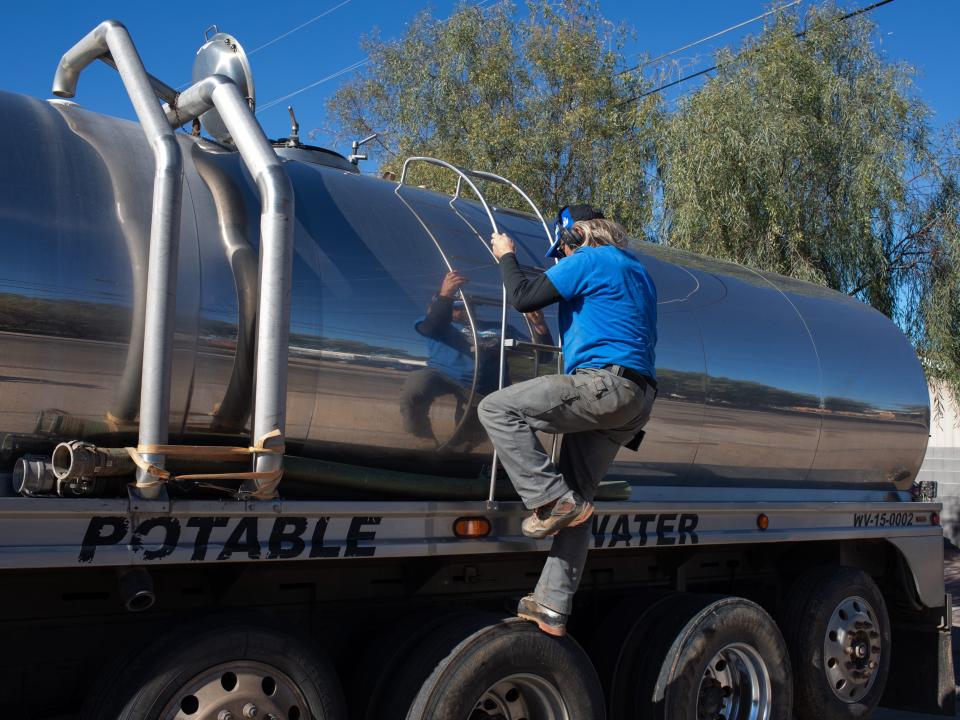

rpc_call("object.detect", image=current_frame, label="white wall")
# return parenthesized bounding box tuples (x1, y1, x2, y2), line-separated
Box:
(929, 383, 960, 448)
(921, 383, 960, 544)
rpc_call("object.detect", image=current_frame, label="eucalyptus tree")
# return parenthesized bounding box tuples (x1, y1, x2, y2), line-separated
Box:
(657, 3, 960, 397)
(326, 0, 661, 235)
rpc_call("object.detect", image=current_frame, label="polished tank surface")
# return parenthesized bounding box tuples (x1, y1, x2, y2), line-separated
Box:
(0, 90, 930, 495)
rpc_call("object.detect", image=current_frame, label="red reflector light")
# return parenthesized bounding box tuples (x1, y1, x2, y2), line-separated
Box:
(932, 512, 941, 526)
(757, 513, 769, 531)
(453, 517, 491, 538)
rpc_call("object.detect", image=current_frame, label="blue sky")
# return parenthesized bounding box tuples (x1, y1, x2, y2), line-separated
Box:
(0, 0, 955, 158)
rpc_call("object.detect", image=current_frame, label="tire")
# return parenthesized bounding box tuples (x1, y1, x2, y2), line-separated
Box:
(82, 615, 346, 720)
(350, 609, 475, 720)
(587, 590, 678, 712)
(381, 612, 605, 720)
(782, 566, 891, 720)
(614, 594, 793, 720)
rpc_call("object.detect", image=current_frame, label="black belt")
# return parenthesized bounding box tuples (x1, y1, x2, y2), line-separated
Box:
(604, 365, 657, 393)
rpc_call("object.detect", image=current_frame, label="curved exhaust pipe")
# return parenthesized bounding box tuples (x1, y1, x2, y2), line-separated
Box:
(118, 568, 156, 612)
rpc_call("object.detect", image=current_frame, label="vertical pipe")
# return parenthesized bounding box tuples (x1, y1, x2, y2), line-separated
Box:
(52, 21, 183, 499)
(164, 76, 293, 497)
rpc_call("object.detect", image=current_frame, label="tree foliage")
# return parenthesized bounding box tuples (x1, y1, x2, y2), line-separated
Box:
(326, 0, 660, 233)
(658, 3, 960, 396)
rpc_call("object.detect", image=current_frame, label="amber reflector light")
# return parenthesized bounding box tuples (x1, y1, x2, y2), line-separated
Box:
(453, 517, 491, 538)
(757, 513, 770, 531)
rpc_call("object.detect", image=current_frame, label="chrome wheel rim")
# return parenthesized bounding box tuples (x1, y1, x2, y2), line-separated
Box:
(696, 643, 772, 720)
(470, 673, 569, 720)
(159, 660, 309, 720)
(823, 595, 881, 703)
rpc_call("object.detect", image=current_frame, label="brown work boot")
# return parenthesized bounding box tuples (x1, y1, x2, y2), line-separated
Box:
(521, 492, 594, 539)
(517, 595, 567, 637)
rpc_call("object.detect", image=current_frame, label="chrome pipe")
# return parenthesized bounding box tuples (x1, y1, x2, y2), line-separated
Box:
(51, 441, 135, 480)
(164, 75, 293, 498)
(97, 54, 179, 105)
(118, 568, 156, 612)
(13, 455, 57, 496)
(52, 20, 184, 499)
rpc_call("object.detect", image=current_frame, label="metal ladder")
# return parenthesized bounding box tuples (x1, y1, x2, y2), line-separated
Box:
(397, 157, 562, 507)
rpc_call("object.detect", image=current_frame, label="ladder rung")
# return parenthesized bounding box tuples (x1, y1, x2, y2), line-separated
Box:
(504, 339, 561, 354)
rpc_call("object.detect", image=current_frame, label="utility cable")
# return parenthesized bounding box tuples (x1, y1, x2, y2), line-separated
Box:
(619, 0, 802, 76)
(256, 0, 497, 113)
(621, 0, 896, 105)
(173, 0, 355, 91)
(257, 59, 370, 112)
(248, 0, 354, 55)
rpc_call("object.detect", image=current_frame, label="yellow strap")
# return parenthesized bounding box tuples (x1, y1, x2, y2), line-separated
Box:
(127, 476, 166, 490)
(126, 446, 172, 480)
(104, 411, 123, 433)
(175, 470, 282, 482)
(126, 429, 286, 499)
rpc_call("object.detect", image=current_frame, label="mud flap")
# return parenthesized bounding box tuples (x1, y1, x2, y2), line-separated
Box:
(881, 594, 956, 716)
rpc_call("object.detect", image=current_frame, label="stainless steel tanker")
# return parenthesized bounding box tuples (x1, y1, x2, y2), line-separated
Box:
(0, 88, 930, 497)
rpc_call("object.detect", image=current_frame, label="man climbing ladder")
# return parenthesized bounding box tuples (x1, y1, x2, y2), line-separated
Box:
(478, 204, 658, 637)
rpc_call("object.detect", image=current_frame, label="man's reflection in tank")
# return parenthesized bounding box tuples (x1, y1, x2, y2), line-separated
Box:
(400, 270, 552, 449)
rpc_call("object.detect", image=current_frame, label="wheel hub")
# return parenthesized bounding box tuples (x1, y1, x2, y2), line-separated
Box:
(158, 661, 308, 720)
(696, 643, 772, 720)
(696, 677, 724, 718)
(823, 595, 882, 703)
(471, 673, 570, 720)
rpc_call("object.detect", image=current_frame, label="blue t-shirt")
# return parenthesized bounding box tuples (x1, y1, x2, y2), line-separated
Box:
(545, 245, 657, 377)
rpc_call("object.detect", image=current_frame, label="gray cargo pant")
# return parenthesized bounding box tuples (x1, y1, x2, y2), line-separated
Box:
(478, 367, 655, 615)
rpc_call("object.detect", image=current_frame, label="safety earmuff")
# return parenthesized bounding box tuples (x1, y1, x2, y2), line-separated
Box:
(560, 224, 584, 250)
(548, 206, 584, 259)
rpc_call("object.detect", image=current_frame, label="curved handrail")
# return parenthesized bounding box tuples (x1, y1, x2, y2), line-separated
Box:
(399, 157, 501, 235)
(397, 157, 508, 504)
(453, 170, 553, 249)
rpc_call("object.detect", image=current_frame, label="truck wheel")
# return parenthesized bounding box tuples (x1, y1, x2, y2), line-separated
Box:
(83, 617, 346, 720)
(782, 566, 891, 719)
(613, 594, 793, 720)
(588, 590, 677, 706)
(351, 609, 474, 720)
(381, 613, 604, 720)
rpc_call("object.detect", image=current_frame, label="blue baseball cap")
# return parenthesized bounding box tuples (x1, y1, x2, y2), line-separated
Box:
(546, 204, 605, 259)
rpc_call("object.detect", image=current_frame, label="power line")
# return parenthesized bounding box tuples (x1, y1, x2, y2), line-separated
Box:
(257, 58, 370, 112)
(622, 0, 897, 105)
(256, 0, 498, 114)
(248, 0, 354, 55)
(173, 0, 355, 91)
(619, 0, 802, 77)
